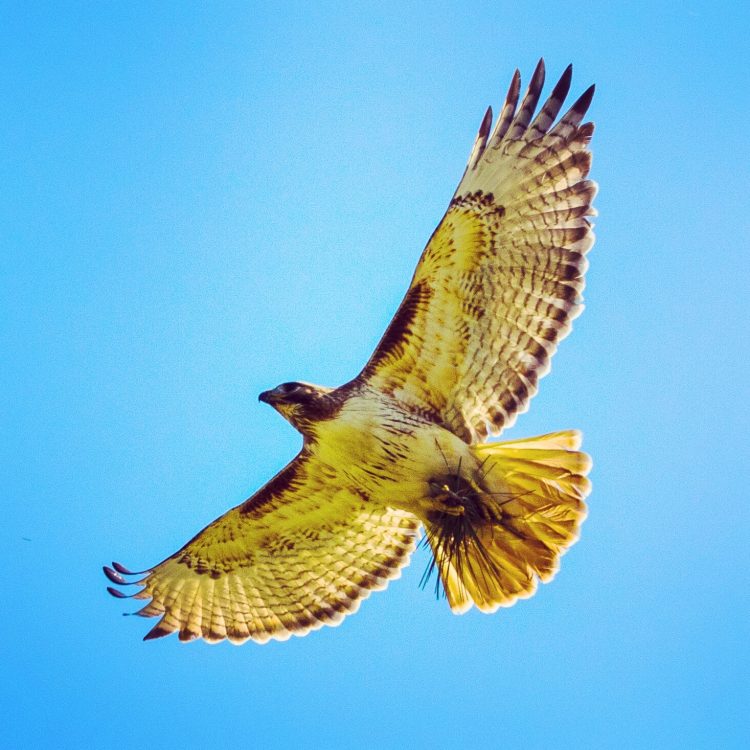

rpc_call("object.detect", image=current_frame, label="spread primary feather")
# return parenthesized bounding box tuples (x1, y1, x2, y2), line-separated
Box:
(105, 60, 596, 644)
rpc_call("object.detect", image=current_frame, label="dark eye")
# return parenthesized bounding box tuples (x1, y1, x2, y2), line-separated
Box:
(278, 382, 301, 394)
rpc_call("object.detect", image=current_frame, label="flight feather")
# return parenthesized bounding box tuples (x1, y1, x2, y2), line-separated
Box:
(361, 59, 596, 442)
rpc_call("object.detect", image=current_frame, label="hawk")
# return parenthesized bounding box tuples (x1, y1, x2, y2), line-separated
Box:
(105, 60, 596, 644)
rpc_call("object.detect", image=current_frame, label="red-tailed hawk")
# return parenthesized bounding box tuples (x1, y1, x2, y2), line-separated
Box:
(105, 60, 596, 644)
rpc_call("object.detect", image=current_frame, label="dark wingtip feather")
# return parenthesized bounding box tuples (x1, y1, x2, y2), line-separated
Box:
(507, 69, 521, 102)
(179, 629, 201, 642)
(143, 623, 172, 641)
(508, 59, 547, 137)
(527, 63, 575, 137)
(107, 586, 130, 599)
(103, 565, 129, 585)
(112, 560, 150, 576)
(112, 561, 136, 575)
(579, 121, 595, 140)
(553, 64, 573, 101)
(530, 60, 545, 98)
(488, 70, 522, 145)
(573, 83, 596, 119)
(479, 106, 493, 138)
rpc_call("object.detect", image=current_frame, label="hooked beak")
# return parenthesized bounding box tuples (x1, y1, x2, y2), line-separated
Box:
(258, 389, 274, 404)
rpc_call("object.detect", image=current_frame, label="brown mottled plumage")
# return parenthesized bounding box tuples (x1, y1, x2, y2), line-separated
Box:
(105, 60, 596, 644)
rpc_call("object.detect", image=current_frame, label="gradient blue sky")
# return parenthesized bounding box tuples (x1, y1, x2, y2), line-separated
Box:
(2, 2, 748, 748)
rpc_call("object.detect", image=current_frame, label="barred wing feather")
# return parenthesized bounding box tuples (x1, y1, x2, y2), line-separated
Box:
(361, 60, 597, 442)
(106, 452, 419, 644)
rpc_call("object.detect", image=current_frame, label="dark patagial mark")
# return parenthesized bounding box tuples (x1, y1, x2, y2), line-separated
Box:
(240, 456, 307, 516)
(365, 280, 432, 374)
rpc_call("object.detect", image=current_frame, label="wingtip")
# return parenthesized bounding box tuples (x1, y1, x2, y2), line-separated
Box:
(531, 58, 546, 86)
(507, 69, 521, 98)
(143, 623, 172, 641)
(575, 83, 596, 116)
(546, 63, 574, 111)
(112, 561, 136, 575)
(479, 105, 493, 137)
(576, 83, 596, 112)
(103, 565, 128, 585)
(112, 561, 150, 576)
(560, 63, 573, 88)
(107, 586, 129, 599)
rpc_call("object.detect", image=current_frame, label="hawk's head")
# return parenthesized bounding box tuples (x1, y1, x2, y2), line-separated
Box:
(259, 381, 336, 434)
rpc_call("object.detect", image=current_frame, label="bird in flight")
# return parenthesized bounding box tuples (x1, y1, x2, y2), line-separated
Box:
(105, 60, 596, 644)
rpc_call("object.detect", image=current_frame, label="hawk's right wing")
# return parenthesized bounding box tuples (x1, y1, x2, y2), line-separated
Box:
(359, 61, 596, 443)
(105, 451, 419, 644)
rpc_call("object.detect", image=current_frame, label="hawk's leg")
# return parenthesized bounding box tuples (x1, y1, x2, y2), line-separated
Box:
(427, 468, 504, 523)
(427, 480, 467, 516)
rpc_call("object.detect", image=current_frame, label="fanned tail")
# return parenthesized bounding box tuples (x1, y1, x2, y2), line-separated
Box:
(423, 430, 591, 613)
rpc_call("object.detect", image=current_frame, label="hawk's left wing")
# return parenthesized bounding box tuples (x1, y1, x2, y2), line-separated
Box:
(359, 61, 596, 443)
(106, 451, 419, 644)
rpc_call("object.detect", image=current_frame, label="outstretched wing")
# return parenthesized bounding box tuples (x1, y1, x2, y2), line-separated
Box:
(360, 61, 596, 443)
(105, 451, 419, 644)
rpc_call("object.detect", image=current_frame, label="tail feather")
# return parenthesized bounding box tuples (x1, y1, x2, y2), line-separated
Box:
(425, 430, 591, 613)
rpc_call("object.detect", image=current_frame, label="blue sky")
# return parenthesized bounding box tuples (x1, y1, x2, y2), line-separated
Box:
(2, 2, 748, 748)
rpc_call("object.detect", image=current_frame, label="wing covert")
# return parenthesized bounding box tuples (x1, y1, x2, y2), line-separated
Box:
(360, 60, 597, 442)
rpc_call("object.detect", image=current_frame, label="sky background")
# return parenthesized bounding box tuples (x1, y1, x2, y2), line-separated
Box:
(2, 2, 748, 748)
